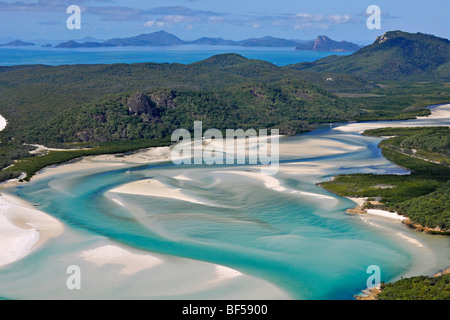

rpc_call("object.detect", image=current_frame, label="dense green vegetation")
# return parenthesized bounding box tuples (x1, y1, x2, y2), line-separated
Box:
(29, 80, 362, 145)
(319, 127, 450, 231)
(1, 32, 449, 183)
(345, 82, 450, 122)
(377, 274, 450, 300)
(364, 126, 450, 163)
(287, 31, 450, 81)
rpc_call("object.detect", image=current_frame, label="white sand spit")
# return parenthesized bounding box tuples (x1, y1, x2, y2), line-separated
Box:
(108, 179, 211, 206)
(80, 245, 162, 275)
(0, 193, 64, 268)
(366, 209, 407, 221)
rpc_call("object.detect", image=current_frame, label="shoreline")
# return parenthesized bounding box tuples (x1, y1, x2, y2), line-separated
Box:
(355, 267, 450, 300)
(0, 192, 63, 268)
(0, 103, 448, 298)
(0, 145, 174, 269)
(345, 197, 448, 234)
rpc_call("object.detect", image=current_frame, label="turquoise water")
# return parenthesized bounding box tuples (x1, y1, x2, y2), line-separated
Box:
(0, 45, 350, 66)
(4, 122, 446, 300)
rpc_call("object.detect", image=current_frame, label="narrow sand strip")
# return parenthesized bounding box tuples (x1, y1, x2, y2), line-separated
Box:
(0, 193, 64, 268)
(214, 170, 336, 201)
(366, 209, 407, 222)
(80, 245, 162, 275)
(334, 104, 450, 134)
(108, 179, 211, 206)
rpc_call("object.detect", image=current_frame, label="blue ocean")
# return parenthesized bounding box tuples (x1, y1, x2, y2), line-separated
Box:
(0, 45, 350, 66)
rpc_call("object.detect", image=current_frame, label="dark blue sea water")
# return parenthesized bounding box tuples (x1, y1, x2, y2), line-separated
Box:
(0, 45, 350, 66)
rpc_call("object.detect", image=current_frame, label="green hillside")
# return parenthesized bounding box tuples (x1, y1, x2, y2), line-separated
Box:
(23, 80, 361, 145)
(377, 273, 450, 300)
(286, 31, 450, 81)
(1, 46, 449, 181)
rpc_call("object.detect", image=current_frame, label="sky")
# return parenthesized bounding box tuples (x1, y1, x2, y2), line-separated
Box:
(0, 0, 449, 44)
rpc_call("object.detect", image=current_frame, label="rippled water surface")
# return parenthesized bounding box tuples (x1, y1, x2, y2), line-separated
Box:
(1, 108, 449, 300)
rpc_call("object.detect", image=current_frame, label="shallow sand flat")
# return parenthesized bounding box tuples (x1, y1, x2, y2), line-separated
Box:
(92, 146, 172, 164)
(0, 193, 64, 268)
(108, 178, 212, 206)
(1, 105, 449, 298)
(416, 104, 450, 120)
(80, 245, 163, 276)
(277, 162, 335, 176)
(65, 239, 292, 299)
(278, 137, 364, 159)
(17, 146, 174, 184)
(212, 170, 338, 205)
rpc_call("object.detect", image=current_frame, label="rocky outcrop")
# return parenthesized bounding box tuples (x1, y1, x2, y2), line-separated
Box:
(149, 90, 177, 109)
(127, 92, 161, 122)
(295, 36, 361, 52)
(312, 35, 361, 52)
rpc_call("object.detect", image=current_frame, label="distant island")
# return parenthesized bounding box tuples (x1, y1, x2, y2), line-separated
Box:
(295, 35, 362, 52)
(0, 40, 35, 47)
(287, 31, 450, 81)
(48, 30, 361, 51)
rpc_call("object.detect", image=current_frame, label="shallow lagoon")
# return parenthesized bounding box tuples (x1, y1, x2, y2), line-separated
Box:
(1, 107, 449, 300)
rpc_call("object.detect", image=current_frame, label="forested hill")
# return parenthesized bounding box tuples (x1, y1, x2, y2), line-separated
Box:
(286, 31, 450, 81)
(0, 53, 368, 143)
(29, 80, 361, 145)
(1, 47, 449, 174)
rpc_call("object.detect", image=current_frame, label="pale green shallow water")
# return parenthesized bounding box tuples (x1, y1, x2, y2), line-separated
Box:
(0, 109, 449, 300)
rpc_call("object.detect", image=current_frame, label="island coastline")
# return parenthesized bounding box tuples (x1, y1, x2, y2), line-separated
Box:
(0, 103, 449, 298)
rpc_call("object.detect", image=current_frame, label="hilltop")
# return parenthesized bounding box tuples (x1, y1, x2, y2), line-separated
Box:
(295, 35, 361, 52)
(287, 31, 450, 81)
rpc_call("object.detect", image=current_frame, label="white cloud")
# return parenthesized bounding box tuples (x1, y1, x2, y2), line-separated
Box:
(328, 14, 351, 24)
(143, 14, 199, 28)
(208, 16, 224, 24)
(294, 13, 324, 22)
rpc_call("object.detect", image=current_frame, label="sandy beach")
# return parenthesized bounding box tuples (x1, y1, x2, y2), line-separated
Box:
(108, 178, 212, 206)
(0, 192, 63, 268)
(0, 143, 176, 268)
(0, 104, 449, 298)
(0, 113, 64, 268)
(334, 103, 450, 134)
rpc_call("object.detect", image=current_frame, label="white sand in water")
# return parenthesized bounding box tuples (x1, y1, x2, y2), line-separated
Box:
(108, 178, 211, 206)
(334, 104, 450, 134)
(213, 170, 337, 202)
(0, 193, 64, 268)
(366, 209, 407, 222)
(80, 245, 162, 275)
